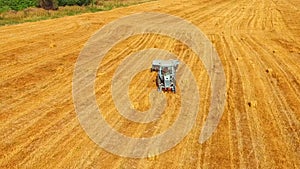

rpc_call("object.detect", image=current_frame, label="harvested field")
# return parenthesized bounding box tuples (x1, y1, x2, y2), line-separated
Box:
(0, 0, 299, 168)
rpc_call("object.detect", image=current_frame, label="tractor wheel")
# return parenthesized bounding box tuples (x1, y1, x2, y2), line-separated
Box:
(156, 76, 162, 91)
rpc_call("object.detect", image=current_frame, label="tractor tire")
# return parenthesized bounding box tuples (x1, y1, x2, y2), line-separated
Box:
(156, 76, 162, 91)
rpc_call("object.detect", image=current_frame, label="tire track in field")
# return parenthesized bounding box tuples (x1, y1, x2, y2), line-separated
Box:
(246, 36, 300, 123)
(240, 35, 300, 167)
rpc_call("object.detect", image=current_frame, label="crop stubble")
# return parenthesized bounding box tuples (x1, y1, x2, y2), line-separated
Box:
(0, 0, 299, 168)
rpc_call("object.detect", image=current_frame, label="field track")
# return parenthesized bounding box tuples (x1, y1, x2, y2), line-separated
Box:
(0, 0, 299, 168)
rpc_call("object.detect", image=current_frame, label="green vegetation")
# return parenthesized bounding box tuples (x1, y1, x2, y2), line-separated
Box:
(0, 0, 37, 12)
(0, 0, 154, 26)
(0, 0, 92, 11)
(58, 0, 91, 6)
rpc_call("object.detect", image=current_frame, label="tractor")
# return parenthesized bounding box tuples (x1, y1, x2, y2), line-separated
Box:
(151, 59, 179, 93)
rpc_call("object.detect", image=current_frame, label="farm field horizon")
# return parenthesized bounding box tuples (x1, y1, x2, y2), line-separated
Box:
(0, 0, 299, 168)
